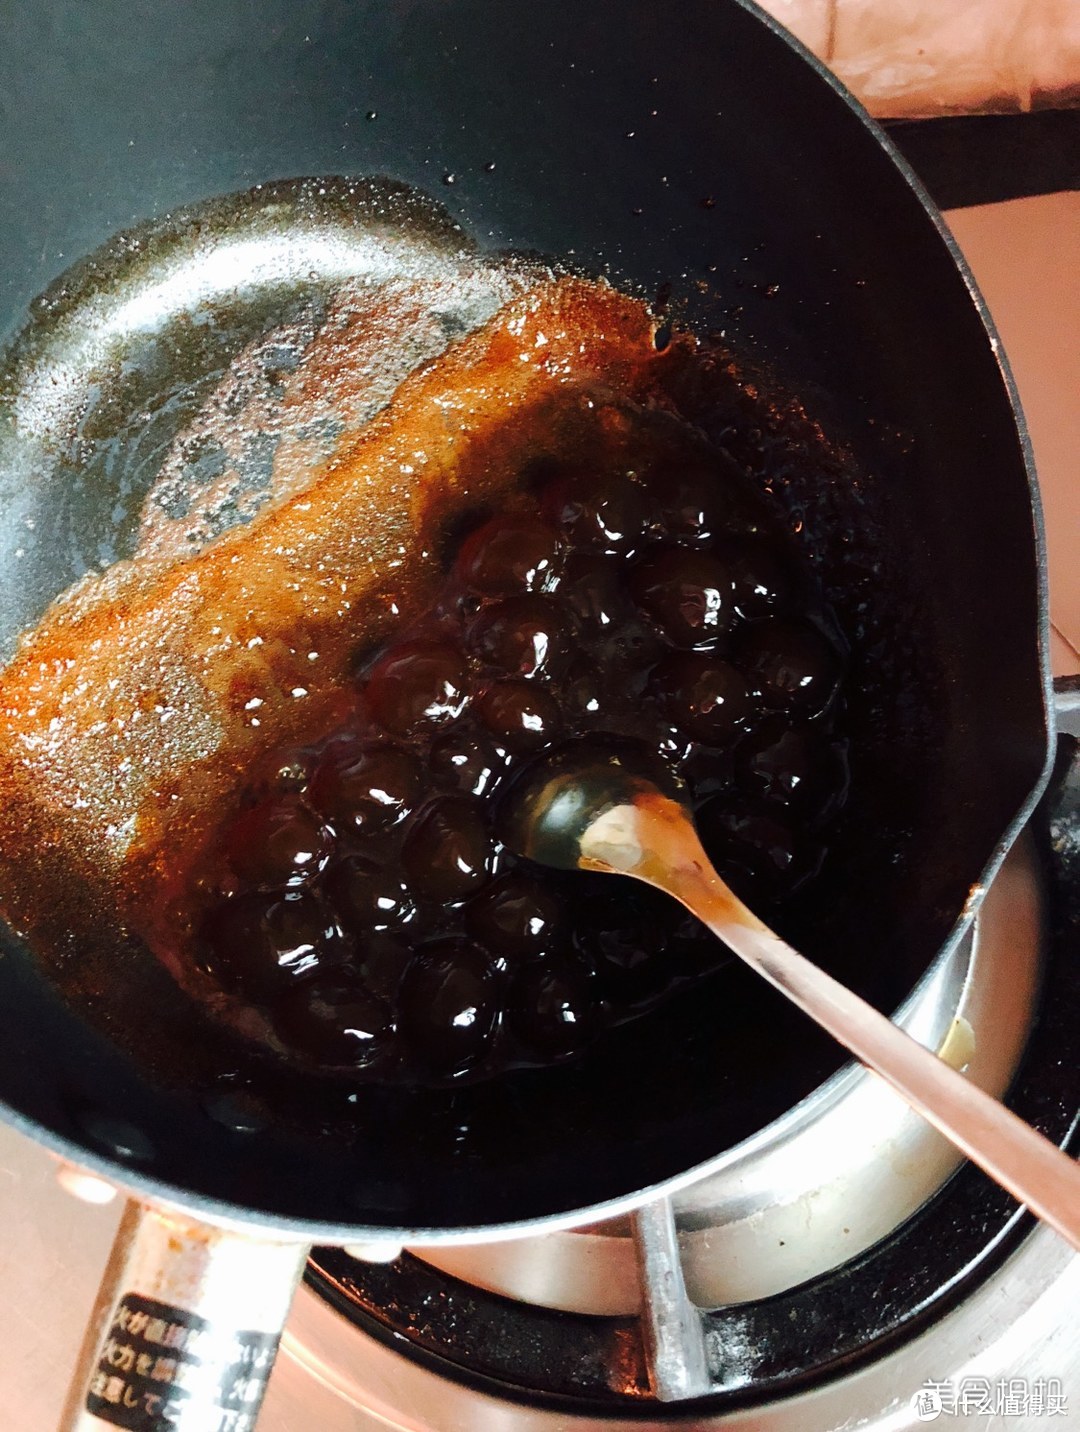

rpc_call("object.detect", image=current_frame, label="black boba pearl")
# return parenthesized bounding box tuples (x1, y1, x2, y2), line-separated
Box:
(680, 743, 737, 805)
(465, 873, 562, 961)
(428, 725, 506, 796)
(309, 739, 421, 835)
(700, 799, 798, 879)
(560, 552, 636, 631)
(198, 894, 269, 988)
(398, 941, 501, 1072)
(400, 796, 492, 902)
(509, 956, 597, 1058)
(199, 891, 344, 997)
(226, 794, 330, 890)
(588, 921, 655, 988)
(465, 594, 575, 679)
(571, 884, 669, 1000)
(476, 679, 562, 752)
(364, 640, 469, 733)
(324, 856, 414, 933)
(717, 537, 793, 621)
(651, 652, 758, 746)
(650, 452, 769, 540)
(591, 615, 666, 685)
(735, 717, 847, 816)
(735, 619, 842, 716)
(561, 656, 606, 719)
(274, 980, 393, 1067)
(697, 797, 824, 898)
(352, 932, 414, 1003)
(541, 469, 652, 552)
(652, 460, 736, 541)
(455, 514, 561, 595)
(629, 545, 734, 648)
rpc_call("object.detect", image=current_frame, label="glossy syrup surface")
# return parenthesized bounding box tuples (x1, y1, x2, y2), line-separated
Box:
(193, 413, 849, 1085)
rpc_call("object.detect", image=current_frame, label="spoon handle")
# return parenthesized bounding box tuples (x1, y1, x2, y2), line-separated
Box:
(714, 915, 1080, 1250)
(584, 795, 1080, 1252)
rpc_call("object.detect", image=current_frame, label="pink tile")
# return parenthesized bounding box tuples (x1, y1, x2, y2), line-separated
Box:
(758, 0, 1080, 116)
(945, 193, 1080, 676)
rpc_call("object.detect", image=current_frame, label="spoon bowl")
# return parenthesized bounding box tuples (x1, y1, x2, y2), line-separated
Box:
(498, 736, 685, 870)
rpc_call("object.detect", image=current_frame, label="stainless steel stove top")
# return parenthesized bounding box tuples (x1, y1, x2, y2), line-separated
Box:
(2, 191, 1077, 1432)
(268, 1227, 1080, 1430)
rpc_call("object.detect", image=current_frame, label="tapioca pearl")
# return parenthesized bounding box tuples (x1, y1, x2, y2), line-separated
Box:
(476, 680, 562, 753)
(560, 553, 636, 631)
(666, 907, 729, 977)
(655, 725, 695, 763)
(400, 796, 492, 902)
(592, 617, 666, 686)
(465, 594, 576, 679)
(274, 753, 313, 793)
(573, 886, 670, 1000)
(735, 717, 847, 816)
(455, 514, 562, 595)
(716, 536, 793, 621)
(697, 797, 824, 898)
(363, 640, 469, 734)
(226, 794, 331, 890)
(565, 656, 666, 732)
(198, 891, 344, 997)
(646, 451, 768, 540)
(591, 921, 657, 992)
(308, 739, 422, 836)
(540, 469, 652, 552)
(435, 502, 495, 572)
(629, 545, 735, 648)
(428, 725, 506, 796)
(465, 872, 563, 962)
(352, 931, 414, 1003)
(196, 893, 267, 985)
(735, 619, 842, 716)
(273, 980, 394, 1067)
(681, 744, 738, 806)
(561, 657, 605, 718)
(325, 856, 415, 933)
(263, 896, 346, 984)
(508, 956, 598, 1058)
(649, 459, 739, 542)
(398, 941, 501, 1072)
(651, 652, 758, 746)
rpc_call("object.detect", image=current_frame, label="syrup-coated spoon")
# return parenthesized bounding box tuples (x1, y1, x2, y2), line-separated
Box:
(500, 741, 1080, 1251)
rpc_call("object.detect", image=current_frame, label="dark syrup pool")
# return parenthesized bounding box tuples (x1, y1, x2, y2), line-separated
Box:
(194, 403, 850, 1087)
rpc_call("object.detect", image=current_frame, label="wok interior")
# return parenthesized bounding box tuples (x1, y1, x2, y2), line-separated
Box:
(0, 0, 1046, 1235)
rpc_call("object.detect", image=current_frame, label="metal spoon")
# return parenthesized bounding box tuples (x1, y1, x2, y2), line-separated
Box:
(500, 740, 1080, 1251)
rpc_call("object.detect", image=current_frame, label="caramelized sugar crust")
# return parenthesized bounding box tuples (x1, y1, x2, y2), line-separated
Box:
(0, 278, 666, 977)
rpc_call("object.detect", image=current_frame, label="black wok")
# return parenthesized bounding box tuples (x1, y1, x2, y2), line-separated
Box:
(0, 0, 1052, 1417)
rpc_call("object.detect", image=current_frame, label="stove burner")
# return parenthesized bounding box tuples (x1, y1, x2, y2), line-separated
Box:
(306, 735, 1080, 1413)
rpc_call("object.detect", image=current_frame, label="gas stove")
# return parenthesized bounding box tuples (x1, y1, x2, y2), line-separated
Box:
(2, 185, 1077, 1432)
